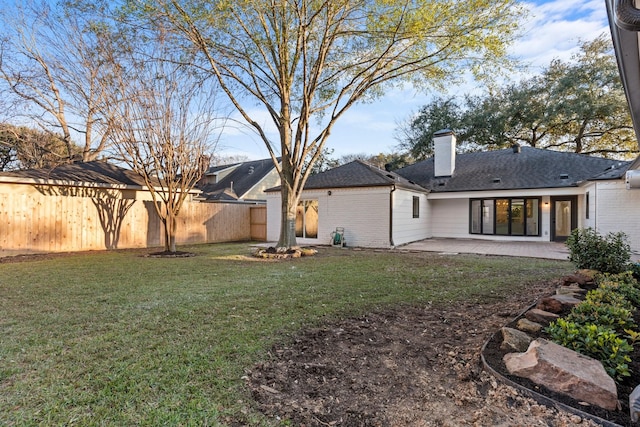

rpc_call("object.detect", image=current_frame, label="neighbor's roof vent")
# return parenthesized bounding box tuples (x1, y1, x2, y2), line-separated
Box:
(560, 173, 569, 179)
(492, 177, 501, 183)
(248, 166, 254, 174)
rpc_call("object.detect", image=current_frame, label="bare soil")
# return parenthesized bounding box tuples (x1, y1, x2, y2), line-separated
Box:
(246, 278, 623, 426)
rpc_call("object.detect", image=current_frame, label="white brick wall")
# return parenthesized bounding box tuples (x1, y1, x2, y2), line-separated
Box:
(593, 181, 640, 253)
(429, 199, 469, 238)
(391, 190, 429, 246)
(267, 187, 392, 248)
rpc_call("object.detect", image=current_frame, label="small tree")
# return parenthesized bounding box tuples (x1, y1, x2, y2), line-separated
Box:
(107, 42, 222, 253)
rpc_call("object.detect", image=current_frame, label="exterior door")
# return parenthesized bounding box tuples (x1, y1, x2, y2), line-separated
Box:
(551, 196, 577, 242)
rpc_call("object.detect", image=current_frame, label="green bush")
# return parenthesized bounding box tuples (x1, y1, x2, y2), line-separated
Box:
(566, 228, 631, 274)
(595, 272, 640, 307)
(584, 287, 635, 312)
(565, 302, 636, 335)
(546, 319, 632, 381)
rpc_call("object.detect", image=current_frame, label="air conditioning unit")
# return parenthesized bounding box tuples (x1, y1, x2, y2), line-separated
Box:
(626, 170, 640, 189)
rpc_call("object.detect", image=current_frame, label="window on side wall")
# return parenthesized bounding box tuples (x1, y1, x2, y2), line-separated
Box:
(413, 196, 419, 218)
(295, 200, 318, 238)
(585, 192, 590, 220)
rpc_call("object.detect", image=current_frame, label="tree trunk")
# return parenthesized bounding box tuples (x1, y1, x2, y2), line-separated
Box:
(166, 212, 177, 253)
(278, 183, 298, 248)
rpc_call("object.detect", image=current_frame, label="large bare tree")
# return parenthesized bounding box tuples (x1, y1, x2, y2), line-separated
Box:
(107, 40, 222, 253)
(0, 0, 117, 163)
(130, 0, 521, 248)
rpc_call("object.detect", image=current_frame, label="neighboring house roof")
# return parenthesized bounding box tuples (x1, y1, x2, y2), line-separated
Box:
(277, 159, 427, 193)
(0, 161, 151, 188)
(198, 157, 278, 201)
(395, 146, 631, 193)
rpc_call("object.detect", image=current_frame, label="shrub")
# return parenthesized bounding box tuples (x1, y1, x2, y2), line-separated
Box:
(566, 228, 631, 274)
(595, 272, 640, 307)
(584, 287, 635, 311)
(546, 319, 632, 381)
(565, 302, 636, 335)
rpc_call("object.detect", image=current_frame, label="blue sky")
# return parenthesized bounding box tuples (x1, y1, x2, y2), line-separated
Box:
(217, 0, 612, 161)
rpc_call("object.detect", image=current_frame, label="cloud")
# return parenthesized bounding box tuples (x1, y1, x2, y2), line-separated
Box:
(512, 0, 609, 71)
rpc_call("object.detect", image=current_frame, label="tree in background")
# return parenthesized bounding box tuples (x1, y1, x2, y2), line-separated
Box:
(0, 0, 117, 163)
(133, 0, 521, 248)
(0, 123, 77, 170)
(395, 97, 462, 159)
(398, 35, 636, 160)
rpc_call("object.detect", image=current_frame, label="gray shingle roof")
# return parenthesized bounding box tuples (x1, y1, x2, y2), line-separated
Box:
(0, 161, 150, 187)
(299, 159, 427, 192)
(199, 158, 278, 201)
(395, 146, 631, 192)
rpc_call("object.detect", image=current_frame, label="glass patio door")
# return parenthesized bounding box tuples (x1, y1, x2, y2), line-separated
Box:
(551, 196, 577, 242)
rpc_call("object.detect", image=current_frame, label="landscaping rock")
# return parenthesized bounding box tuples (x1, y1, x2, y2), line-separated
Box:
(536, 294, 582, 314)
(516, 318, 543, 334)
(500, 327, 532, 352)
(503, 339, 618, 411)
(562, 273, 592, 286)
(556, 283, 587, 296)
(524, 308, 559, 325)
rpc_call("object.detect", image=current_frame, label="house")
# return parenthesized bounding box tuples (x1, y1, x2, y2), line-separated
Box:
(197, 157, 280, 202)
(266, 158, 429, 248)
(266, 131, 640, 251)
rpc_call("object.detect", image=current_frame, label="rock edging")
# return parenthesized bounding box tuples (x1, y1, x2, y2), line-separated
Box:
(481, 271, 624, 426)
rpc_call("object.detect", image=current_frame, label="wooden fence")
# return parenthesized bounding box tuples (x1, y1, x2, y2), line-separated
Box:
(0, 181, 266, 257)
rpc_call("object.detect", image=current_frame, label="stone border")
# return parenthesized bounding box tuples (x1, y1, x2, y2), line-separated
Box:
(480, 302, 622, 427)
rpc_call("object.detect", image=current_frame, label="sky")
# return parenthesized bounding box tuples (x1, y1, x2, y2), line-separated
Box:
(216, 0, 612, 161)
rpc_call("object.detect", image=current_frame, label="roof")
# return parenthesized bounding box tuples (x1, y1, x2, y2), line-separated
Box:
(395, 146, 631, 193)
(0, 161, 151, 188)
(198, 157, 278, 201)
(282, 159, 427, 192)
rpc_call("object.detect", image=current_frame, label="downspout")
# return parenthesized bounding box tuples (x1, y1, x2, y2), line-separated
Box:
(615, 0, 640, 31)
(389, 185, 396, 247)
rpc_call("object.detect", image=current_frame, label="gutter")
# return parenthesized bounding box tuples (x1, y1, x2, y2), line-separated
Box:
(389, 185, 396, 247)
(606, 0, 640, 145)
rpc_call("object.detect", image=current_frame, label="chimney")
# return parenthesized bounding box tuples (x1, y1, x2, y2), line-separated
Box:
(433, 129, 456, 177)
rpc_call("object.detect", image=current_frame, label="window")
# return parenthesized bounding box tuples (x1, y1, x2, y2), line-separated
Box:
(470, 198, 540, 236)
(585, 192, 590, 219)
(295, 200, 318, 238)
(412, 196, 419, 218)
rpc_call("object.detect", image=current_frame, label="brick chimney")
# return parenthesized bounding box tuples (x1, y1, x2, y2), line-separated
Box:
(433, 129, 456, 177)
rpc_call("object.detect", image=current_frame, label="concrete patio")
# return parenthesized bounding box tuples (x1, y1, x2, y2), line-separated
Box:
(398, 238, 570, 260)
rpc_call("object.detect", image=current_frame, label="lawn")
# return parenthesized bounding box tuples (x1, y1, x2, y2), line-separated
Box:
(0, 243, 573, 426)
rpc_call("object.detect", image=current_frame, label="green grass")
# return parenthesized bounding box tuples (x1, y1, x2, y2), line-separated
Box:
(0, 243, 572, 426)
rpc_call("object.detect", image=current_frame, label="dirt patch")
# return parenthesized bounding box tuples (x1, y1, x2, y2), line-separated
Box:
(246, 280, 608, 426)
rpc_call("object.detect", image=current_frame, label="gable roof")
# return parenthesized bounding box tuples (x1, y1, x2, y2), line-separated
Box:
(198, 157, 278, 201)
(0, 161, 151, 188)
(395, 146, 631, 193)
(295, 159, 427, 192)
